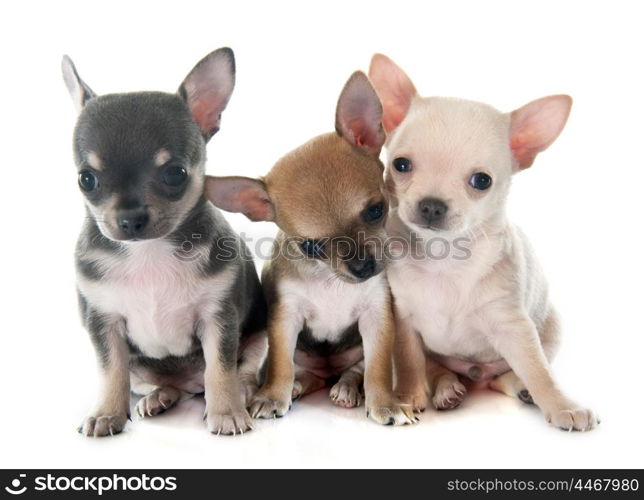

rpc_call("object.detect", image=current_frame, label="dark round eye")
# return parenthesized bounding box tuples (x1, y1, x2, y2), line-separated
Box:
(393, 157, 412, 173)
(163, 166, 188, 186)
(300, 239, 326, 259)
(469, 172, 492, 191)
(364, 202, 385, 223)
(78, 170, 98, 192)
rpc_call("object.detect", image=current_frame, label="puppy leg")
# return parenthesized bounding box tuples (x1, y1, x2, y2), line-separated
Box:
(330, 362, 364, 408)
(78, 315, 130, 437)
(248, 304, 303, 419)
(393, 311, 430, 412)
(292, 366, 326, 401)
(488, 371, 534, 404)
(361, 296, 416, 425)
(488, 310, 559, 404)
(237, 331, 268, 406)
(427, 358, 466, 410)
(200, 314, 252, 436)
(489, 310, 598, 431)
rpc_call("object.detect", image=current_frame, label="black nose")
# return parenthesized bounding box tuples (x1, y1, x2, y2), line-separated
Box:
(117, 209, 149, 238)
(418, 197, 448, 225)
(347, 254, 377, 280)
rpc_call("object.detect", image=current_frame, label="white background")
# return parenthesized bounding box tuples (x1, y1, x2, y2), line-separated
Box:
(1, 0, 643, 469)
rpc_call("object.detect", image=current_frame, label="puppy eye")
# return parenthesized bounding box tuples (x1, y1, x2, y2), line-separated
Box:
(163, 166, 188, 187)
(300, 239, 326, 259)
(393, 157, 412, 173)
(78, 170, 98, 192)
(364, 202, 385, 223)
(469, 172, 492, 191)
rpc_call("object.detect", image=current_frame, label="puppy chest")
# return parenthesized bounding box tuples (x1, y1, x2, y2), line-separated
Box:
(390, 265, 493, 357)
(79, 243, 230, 358)
(281, 277, 382, 343)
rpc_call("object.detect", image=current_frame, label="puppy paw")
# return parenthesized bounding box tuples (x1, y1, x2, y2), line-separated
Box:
(432, 377, 466, 410)
(78, 414, 128, 437)
(330, 380, 363, 408)
(366, 399, 418, 426)
(395, 386, 429, 413)
(545, 405, 599, 432)
(135, 387, 181, 418)
(248, 391, 291, 419)
(205, 407, 253, 436)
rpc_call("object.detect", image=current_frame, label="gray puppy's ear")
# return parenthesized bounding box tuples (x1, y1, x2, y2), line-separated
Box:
(61, 55, 97, 113)
(179, 47, 236, 142)
(204, 175, 274, 222)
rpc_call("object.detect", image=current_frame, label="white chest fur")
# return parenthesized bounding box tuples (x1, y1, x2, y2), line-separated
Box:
(279, 271, 388, 342)
(78, 240, 235, 358)
(388, 240, 503, 361)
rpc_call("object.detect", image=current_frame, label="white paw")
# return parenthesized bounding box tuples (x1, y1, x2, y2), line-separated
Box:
(78, 414, 128, 437)
(432, 378, 466, 410)
(330, 380, 363, 408)
(205, 408, 253, 436)
(545, 406, 599, 432)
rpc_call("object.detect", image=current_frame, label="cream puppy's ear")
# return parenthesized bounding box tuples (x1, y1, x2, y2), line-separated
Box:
(509, 95, 572, 170)
(368, 54, 417, 133)
(204, 175, 274, 222)
(335, 71, 386, 157)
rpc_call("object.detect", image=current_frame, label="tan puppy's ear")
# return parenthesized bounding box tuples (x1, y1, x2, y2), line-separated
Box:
(204, 175, 274, 222)
(509, 95, 572, 171)
(368, 54, 417, 133)
(335, 71, 386, 157)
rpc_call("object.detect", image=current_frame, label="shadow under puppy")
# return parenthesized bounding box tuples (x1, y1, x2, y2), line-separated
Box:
(206, 72, 416, 425)
(63, 48, 266, 437)
(369, 54, 598, 431)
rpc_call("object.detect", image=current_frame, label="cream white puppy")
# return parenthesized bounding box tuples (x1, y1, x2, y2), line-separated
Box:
(369, 54, 598, 431)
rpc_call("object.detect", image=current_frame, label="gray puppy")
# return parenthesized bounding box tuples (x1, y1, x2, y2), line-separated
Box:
(62, 48, 267, 437)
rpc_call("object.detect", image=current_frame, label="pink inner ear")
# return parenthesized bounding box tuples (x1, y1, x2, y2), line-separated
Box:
(510, 95, 572, 170)
(368, 54, 417, 133)
(189, 91, 223, 135)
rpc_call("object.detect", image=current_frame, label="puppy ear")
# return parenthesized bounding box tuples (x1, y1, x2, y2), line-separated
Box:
(61, 55, 97, 113)
(335, 71, 385, 156)
(204, 175, 274, 222)
(179, 48, 236, 142)
(509, 95, 572, 170)
(368, 54, 417, 133)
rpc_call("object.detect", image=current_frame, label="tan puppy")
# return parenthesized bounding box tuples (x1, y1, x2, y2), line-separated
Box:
(369, 54, 598, 431)
(205, 72, 415, 425)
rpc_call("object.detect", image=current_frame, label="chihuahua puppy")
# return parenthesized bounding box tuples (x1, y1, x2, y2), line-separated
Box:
(63, 48, 266, 437)
(368, 54, 598, 431)
(205, 72, 415, 425)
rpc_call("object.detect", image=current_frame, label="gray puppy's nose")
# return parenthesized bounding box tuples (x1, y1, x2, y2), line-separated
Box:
(418, 197, 448, 225)
(117, 209, 149, 238)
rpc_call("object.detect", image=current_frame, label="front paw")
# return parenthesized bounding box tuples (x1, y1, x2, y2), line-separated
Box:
(395, 385, 429, 413)
(545, 404, 600, 432)
(205, 407, 253, 436)
(248, 390, 291, 419)
(78, 414, 128, 437)
(366, 397, 418, 426)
